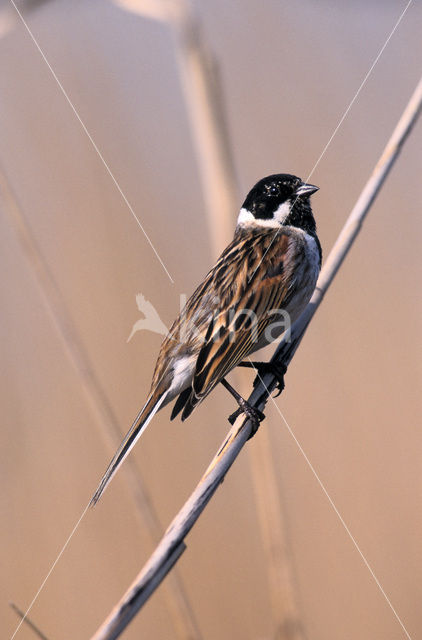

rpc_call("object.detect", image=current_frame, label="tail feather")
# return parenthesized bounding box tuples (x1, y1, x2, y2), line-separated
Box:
(170, 387, 191, 420)
(90, 389, 167, 506)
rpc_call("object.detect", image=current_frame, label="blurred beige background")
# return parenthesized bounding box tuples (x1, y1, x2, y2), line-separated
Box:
(1, 1, 421, 639)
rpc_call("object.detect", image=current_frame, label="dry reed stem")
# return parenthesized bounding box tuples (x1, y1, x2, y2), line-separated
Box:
(248, 425, 306, 640)
(116, 0, 239, 249)
(90, 66, 422, 640)
(170, 5, 239, 251)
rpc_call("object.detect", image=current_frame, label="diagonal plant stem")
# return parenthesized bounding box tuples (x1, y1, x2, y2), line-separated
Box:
(0, 170, 201, 640)
(89, 69, 422, 640)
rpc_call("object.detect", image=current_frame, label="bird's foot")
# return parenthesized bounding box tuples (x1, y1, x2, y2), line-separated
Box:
(227, 403, 265, 438)
(221, 378, 265, 438)
(238, 360, 287, 397)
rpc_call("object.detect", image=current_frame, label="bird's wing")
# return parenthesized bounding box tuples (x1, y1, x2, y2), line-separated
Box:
(171, 228, 301, 420)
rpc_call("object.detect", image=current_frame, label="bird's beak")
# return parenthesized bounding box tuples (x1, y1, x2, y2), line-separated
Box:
(295, 183, 319, 197)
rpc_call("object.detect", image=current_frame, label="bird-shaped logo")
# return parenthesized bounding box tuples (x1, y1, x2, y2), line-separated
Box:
(127, 294, 168, 343)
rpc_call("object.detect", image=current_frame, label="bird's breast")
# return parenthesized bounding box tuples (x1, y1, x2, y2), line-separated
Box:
(285, 231, 320, 322)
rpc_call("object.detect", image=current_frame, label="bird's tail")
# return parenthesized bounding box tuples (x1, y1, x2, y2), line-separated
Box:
(90, 388, 168, 506)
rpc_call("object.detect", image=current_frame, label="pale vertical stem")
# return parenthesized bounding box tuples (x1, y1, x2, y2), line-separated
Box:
(0, 169, 201, 640)
(168, 0, 239, 251)
(250, 425, 306, 640)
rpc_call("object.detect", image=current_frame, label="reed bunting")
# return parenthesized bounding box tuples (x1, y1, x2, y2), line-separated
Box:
(91, 173, 321, 505)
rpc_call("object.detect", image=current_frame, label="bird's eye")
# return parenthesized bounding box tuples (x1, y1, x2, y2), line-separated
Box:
(269, 185, 279, 196)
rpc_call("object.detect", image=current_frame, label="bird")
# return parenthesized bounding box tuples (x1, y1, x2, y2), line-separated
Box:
(91, 173, 321, 505)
